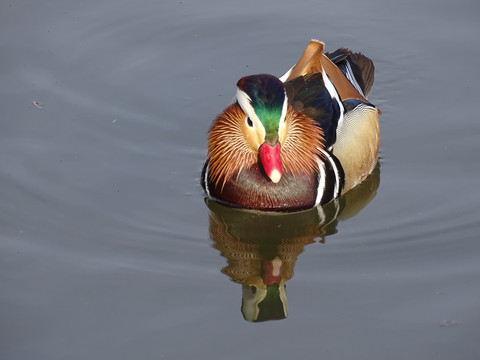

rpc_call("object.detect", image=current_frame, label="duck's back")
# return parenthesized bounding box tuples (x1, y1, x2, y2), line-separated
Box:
(284, 43, 380, 192)
(326, 48, 380, 192)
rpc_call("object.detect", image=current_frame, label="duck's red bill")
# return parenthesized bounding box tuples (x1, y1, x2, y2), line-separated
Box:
(259, 142, 282, 183)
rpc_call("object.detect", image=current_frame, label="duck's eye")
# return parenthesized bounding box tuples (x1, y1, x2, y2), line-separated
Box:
(246, 117, 254, 128)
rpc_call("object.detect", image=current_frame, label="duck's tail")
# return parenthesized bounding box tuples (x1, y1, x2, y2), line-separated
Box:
(326, 48, 375, 98)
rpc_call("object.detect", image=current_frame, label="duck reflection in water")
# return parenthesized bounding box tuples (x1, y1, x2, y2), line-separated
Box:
(206, 164, 380, 322)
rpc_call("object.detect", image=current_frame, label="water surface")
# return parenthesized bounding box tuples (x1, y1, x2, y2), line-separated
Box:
(1, 0, 480, 359)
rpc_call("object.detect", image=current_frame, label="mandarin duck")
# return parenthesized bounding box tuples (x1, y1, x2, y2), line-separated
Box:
(202, 39, 380, 212)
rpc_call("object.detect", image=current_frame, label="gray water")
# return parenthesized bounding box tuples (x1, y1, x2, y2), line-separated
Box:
(2, 0, 480, 359)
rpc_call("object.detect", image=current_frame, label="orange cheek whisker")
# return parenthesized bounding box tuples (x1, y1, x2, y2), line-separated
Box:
(281, 108, 324, 179)
(207, 104, 257, 188)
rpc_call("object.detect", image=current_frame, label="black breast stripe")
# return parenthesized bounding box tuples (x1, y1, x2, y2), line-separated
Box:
(317, 149, 345, 205)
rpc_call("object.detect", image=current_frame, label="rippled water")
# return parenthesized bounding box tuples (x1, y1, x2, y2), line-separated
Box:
(2, 0, 480, 359)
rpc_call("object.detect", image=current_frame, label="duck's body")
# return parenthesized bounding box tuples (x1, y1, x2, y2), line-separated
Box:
(202, 40, 380, 212)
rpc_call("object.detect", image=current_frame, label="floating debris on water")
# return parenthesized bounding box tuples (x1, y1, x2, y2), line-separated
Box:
(440, 320, 458, 328)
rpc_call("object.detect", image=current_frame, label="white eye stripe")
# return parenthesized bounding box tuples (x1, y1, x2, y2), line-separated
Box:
(277, 93, 288, 142)
(236, 88, 264, 132)
(280, 92, 288, 123)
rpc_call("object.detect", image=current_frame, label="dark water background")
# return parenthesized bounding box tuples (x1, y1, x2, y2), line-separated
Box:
(2, 0, 480, 359)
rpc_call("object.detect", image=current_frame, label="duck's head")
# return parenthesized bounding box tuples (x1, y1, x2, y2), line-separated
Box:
(236, 74, 287, 183)
(207, 74, 324, 188)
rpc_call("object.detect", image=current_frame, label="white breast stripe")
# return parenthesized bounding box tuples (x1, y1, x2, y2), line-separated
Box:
(203, 163, 211, 197)
(318, 148, 342, 198)
(315, 160, 327, 206)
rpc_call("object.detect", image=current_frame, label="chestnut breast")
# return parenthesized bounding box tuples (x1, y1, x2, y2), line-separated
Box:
(207, 162, 318, 212)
